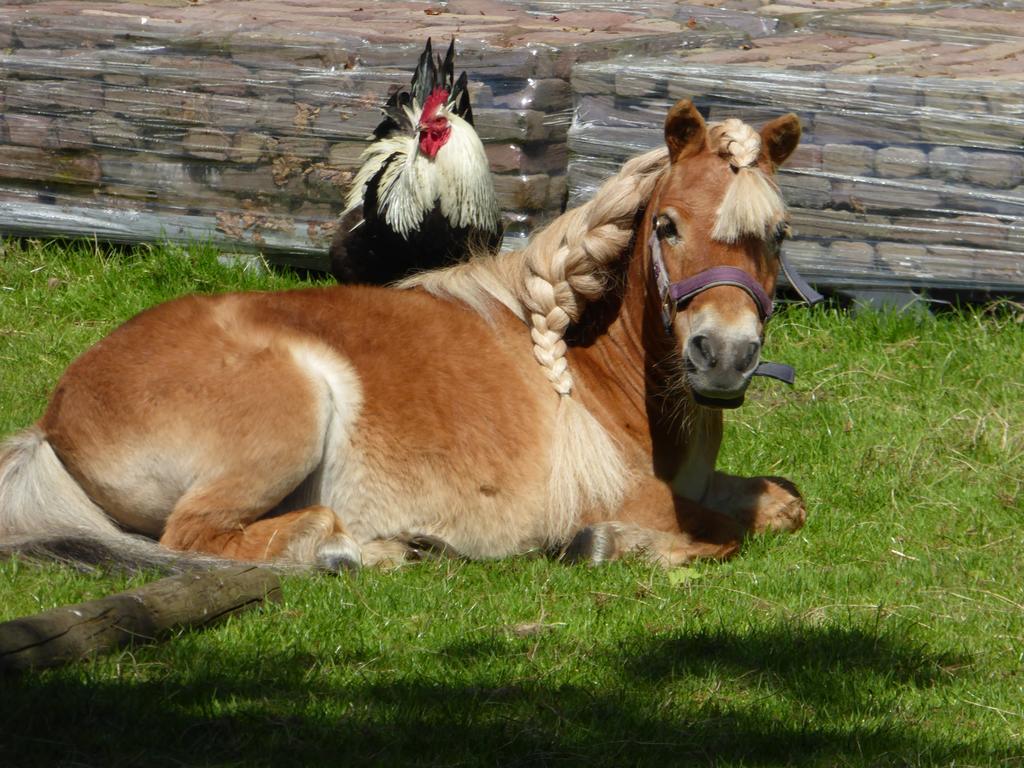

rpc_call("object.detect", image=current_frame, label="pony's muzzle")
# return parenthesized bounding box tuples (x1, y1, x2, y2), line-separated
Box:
(685, 331, 762, 408)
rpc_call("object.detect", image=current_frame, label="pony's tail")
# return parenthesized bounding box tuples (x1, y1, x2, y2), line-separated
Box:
(0, 428, 231, 573)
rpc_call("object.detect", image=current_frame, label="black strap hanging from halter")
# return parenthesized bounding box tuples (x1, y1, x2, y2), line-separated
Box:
(648, 220, 823, 386)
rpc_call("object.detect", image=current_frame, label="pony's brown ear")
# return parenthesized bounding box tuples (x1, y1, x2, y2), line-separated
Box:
(664, 99, 706, 162)
(760, 113, 801, 170)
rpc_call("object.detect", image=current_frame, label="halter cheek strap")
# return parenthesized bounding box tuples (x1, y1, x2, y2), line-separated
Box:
(649, 219, 822, 386)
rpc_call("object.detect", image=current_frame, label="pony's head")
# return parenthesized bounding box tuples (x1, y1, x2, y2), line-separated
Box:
(646, 99, 801, 408)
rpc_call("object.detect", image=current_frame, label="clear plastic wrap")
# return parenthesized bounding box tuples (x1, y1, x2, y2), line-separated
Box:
(802, 5, 1024, 46)
(0, 0, 745, 269)
(569, 34, 1024, 293)
(522, 1, 781, 37)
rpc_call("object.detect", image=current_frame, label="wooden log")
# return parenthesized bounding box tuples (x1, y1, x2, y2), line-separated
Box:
(0, 566, 281, 672)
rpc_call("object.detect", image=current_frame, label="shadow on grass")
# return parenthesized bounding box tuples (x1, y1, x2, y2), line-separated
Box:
(0, 624, 996, 767)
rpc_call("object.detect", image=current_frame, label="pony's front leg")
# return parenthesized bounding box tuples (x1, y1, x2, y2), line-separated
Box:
(704, 472, 806, 534)
(562, 520, 741, 567)
(563, 479, 745, 566)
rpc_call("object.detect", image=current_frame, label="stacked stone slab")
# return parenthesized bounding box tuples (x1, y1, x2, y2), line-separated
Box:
(0, 0, 744, 270)
(798, 4, 1022, 46)
(570, 23, 1024, 292)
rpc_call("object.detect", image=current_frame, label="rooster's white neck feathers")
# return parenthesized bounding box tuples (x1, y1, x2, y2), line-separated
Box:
(344, 110, 499, 240)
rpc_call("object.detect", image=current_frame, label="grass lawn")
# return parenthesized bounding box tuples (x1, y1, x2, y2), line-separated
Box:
(1, 238, 1022, 767)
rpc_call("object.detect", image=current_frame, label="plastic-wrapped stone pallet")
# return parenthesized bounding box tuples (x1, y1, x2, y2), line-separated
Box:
(799, 4, 1023, 46)
(0, 0, 745, 271)
(569, 30, 1024, 294)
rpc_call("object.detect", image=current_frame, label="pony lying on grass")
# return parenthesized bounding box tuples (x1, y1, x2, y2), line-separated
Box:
(0, 100, 808, 571)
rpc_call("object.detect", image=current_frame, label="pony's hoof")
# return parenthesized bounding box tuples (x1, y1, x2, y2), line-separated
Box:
(360, 538, 413, 568)
(561, 525, 617, 565)
(403, 534, 464, 561)
(314, 536, 362, 573)
(753, 477, 806, 533)
(772, 498, 806, 532)
(753, 481, 806, 536)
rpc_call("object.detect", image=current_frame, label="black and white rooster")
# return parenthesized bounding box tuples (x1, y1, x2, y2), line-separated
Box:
(329, 39, 502, 285)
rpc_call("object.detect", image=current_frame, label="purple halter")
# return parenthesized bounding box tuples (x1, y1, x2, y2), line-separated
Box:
(648, 218, 823, 385)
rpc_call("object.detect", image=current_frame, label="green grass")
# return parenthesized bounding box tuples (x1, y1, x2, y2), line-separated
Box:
(1, 238, 1022, 767)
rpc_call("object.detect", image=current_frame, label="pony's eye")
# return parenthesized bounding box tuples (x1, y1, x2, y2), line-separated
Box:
(772, 222, 791, 244)
(655, 214, 679, 243)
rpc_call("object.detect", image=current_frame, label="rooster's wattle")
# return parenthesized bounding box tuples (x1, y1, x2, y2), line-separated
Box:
(329, 39, 502, 284)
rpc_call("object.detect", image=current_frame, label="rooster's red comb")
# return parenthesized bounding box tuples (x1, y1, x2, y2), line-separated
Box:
(421, 87, 449, 121)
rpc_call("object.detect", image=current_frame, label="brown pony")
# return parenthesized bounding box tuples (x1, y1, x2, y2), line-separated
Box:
(0, 100, 807, 570)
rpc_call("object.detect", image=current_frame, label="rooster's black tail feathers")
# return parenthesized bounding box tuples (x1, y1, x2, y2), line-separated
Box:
(452, 70, 473, 126)
(374, 89, 412, 139)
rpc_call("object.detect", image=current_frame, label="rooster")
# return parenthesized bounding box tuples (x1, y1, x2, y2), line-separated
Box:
(329, 39, 502, 284)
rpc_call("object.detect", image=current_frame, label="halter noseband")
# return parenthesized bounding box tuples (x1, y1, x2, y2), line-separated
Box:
(648, 217, 823, 385)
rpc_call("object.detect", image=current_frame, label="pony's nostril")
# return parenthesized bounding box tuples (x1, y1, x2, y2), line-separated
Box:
(736, 340, 761, 372)
(688, 335, 717, 370)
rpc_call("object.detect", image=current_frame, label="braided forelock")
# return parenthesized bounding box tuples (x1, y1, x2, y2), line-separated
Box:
(710, 118, 761, 170)
(708, 119, 785, 243)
